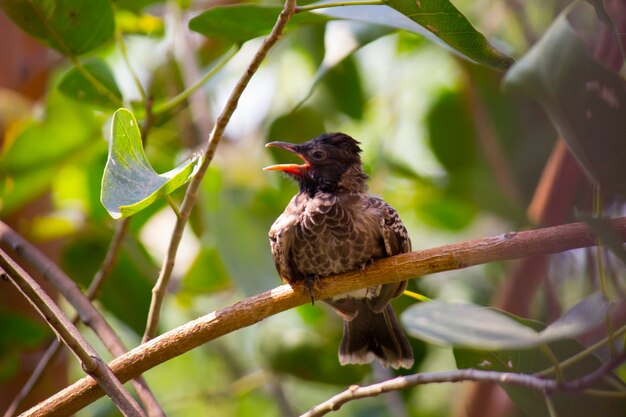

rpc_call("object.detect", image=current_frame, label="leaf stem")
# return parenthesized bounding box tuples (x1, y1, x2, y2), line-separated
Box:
(544, 394, 559, 417)
(535, 324, 626, 378)
(116, 31, 147, 101)
(152, 45, 240, 115)
(296, 0, 385, 13)
(166, 195, 182, 220)
(593, 185, 616, 357)
(69, 56, 125, 108)
(540, 344, 564, 383)
(403, 290, 432, 302)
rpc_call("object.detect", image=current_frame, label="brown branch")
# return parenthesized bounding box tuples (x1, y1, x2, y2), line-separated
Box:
(141, 0, 298, 343)
(0, 220, 165, 417)
(301, 352, 626, 417)
(20, 216, 626, 417)
(0, 251, 145, 417)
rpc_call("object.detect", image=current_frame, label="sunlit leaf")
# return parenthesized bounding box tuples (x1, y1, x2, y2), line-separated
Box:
(504, 3, 626, 196)
(58, 59, 123, 108)
(312, 0, 514, 71)
(100, 108, 203, 219)
(0, 0, 114, 56)
(0, 95, 101, 174)
(115, 9, 164, 36)
(189, 4, 330, 44)
(0, 92, 103, 215)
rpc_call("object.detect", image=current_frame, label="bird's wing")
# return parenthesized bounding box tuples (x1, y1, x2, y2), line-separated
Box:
(366, 196, 412, 312)
(269, 196, 301, 283)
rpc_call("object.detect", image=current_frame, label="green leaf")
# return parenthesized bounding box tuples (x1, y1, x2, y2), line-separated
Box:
(455, 318, 626, 417)
(59, 59, 123, 108)
(504, 3, 626, 196)
(189, 4, 330, 44)
(267, 107, 326, 145)
(401, 293, 610, 349)
(0, 0, 114, 56)
(181, 247, 232, 293)
(100, 108, 203, 219)
(0, 312, 48, 350)
(0, 92, 103, 215)
(402, 301, 540, 349)
(259, 327, 368, 384)
(322, 55, 365, 119)
(426, 90, 476, 171)
(62, 233, 155, 335)
(584, 216, 626, 266)
(0, 94, 101, 175)
(297, 23, 391, 110)
(313, 0, 514, 71)
(539, 292, 610, 342)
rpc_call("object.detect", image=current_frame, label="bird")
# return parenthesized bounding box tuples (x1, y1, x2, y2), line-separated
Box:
(263, 132, 414, 369)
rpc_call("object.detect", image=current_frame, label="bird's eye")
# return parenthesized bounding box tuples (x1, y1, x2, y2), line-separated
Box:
(312, 150, 325, 159)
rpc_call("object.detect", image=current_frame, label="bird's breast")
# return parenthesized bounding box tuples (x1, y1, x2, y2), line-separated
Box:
(289, 195, 384, 278)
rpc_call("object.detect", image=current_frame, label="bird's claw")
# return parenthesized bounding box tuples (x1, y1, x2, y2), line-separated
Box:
(304, 275, 320, 305)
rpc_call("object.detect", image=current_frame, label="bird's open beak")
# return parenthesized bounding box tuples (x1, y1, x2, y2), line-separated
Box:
(263, 141, 310, 174)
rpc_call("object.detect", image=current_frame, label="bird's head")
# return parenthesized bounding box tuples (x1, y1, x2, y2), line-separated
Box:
(263, 133, 368, 195)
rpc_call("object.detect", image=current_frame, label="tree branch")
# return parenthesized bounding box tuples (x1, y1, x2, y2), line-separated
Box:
(0, 251, 145, 417)
(141, 0, 298, 343)
(0, 221, 165, 417)
(20, 216, 626, 417)
(301, 350, 626, 417)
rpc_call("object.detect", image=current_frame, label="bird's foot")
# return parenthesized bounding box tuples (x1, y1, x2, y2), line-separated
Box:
(358, 258, 376, 272)
(303, 275, 320, 305)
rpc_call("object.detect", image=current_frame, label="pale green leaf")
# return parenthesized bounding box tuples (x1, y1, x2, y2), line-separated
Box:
(100, 108, 203, 219)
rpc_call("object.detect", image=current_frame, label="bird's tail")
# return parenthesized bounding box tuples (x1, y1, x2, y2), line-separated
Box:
(339, 301, 414, 369)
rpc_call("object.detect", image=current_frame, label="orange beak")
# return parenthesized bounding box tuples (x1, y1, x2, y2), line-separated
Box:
(263, 141, 310, 175)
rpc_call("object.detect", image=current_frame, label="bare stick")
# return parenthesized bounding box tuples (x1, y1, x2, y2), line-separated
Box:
(301, 351, 626, 417)
(0, 221, 165, 417)
(20, 216, 626, 417)
(141, 0, 298, 343)
(0, 251, 145, 417)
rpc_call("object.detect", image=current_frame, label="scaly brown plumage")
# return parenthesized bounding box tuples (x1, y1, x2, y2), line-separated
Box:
(264, 133, 413, 369)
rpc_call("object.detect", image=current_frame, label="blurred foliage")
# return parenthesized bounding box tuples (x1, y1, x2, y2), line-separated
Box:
(1, 0, 625, 416)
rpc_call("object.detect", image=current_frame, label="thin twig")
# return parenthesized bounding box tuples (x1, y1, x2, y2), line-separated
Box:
(300, 369, 556, 417)
(141, 0, 298, 343)
(295, 0, 384, 13)
(87, 219, 131, 299)
(0, 221, 166, 417)
(116, 31, 147, 102)
(2, 337, 63, 417)
(0, 251, 145, 417)
(302, 352, 626, 417)
(152, 45, 240, 115)
(21, 216, 626, 416)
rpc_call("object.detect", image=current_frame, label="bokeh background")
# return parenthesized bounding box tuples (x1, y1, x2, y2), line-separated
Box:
(1, 0, 624, 416)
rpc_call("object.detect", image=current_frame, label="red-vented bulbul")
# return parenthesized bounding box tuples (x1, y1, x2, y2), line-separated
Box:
(264, 133, 414, 369)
